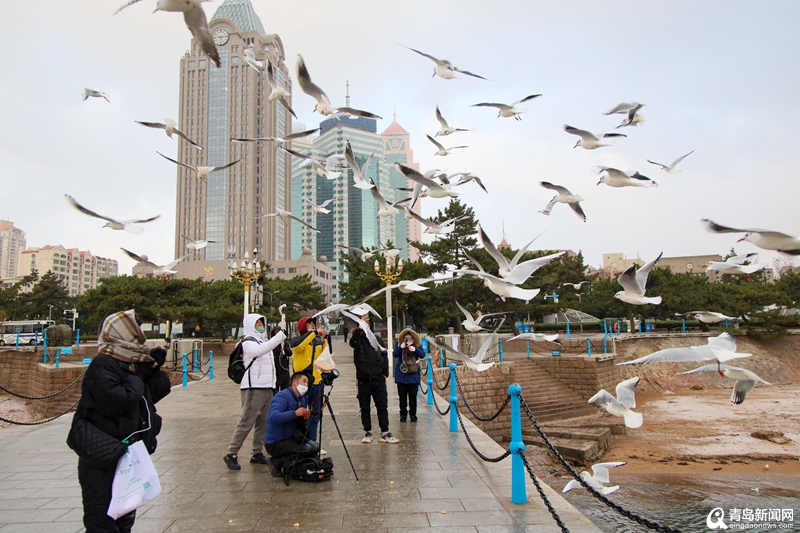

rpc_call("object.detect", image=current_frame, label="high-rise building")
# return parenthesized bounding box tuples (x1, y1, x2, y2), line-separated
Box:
(0, 220, 26, 280)
(173, 0, 293, 280)
(290, 108, 422, 301)
(17, 245, 119, 297)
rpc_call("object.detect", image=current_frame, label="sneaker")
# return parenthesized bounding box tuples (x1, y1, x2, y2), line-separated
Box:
(268, 457, 282, 478)
(362, 432, 373, 443)
(250, 452, 269, 464)
(400, 416, 407, 423)
(410, 415, 418, 422)
(379, 432, 399, 444)
(320, 449, 327, 456)
(223, 454, 241, 470)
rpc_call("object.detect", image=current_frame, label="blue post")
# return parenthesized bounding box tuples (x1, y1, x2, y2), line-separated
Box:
(681, 318, 686, 333)
(43, 330, 48, 361)
(76, 329, 80, 346)
(587, 338, 592, 357)
(616, 320, 621, 337)
(35, 331, 38, 347)
(566, 322, 571, 339)
(15, 332, 19, 347)
(439, 348, 444, 368)
(724, 319, 729, 328)
(526, 339, 530, 358)
(55, 349, 60, 369)
(499, 340, 504, 363)
(209, 350, 214, 380)
(425, 355, 433, 405)
(182, 353, 188, 387)
(448, 363, 458, 432)
(603, 333, 608, 354)
(509, 384, 527, 504)
(192, 347, 198, 372)
(638, 320, 642, 334)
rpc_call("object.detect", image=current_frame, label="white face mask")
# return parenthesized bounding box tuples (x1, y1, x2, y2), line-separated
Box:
(296, 385, 308, 396)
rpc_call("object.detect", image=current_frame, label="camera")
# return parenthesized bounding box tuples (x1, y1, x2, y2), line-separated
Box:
(320, 368, 340, 386)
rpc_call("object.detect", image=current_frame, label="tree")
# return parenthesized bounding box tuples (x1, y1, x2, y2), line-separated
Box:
(256, 275, 327, 323)
(19, 271, 72, 320)
(411, 199, 478, 272)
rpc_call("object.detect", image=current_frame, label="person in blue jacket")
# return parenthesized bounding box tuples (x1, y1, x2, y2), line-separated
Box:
(393, 327, 426, 422)
(264, 372, 320, 474)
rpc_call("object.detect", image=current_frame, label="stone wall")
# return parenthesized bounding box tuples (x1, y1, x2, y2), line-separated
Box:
(530, 356, 619, 400)
(0, 352, 85, 417)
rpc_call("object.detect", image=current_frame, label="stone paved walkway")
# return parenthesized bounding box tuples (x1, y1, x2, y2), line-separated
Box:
(0, 352, 601, 533)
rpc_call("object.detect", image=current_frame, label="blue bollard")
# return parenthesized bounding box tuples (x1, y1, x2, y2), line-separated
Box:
(43, 330, 48, 361)
(209, 350, 214, 380)
(425, 355, 433, 405)
(76, 329, 80, 346)
(616, 320, 621, 337)
(499, 340, 504, 363)
(566, 322, 571, 340)
(448, 363, 458, 432)
(15, 332, 19, 347)
(724, 319, 729, 328)
(439, 348, 444, 368)
(587, 338, 592, 357)
(55, 349, 61, 369)
(182, 353, 187, 387)
(526, 339, 530, 358)
(509, 383, 527, 504)
(682, 318, 686, 333)
(638, 320, 642, 334)
(35, 331, 39, 347)
(192, 347, 198, 372)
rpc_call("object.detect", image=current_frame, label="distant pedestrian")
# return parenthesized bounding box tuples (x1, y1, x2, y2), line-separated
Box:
(69, 309, 171, 533)
(223, 314, 286, 470)
(393, 327, 426, 422)
(343, 324, 349, 342)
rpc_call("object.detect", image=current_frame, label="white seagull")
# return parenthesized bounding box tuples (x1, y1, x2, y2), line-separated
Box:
(471, 94, 542, 120)
(563, 462, 627, 495)
(297, 196, 339, 215)
(461, 250, 563, 303)
(603, 102, 642, 116)
(136, 118, 203, 150)
(336, 245, 378, 260)
(340, 310, 386, 352)
(121, 248, 194, 276)
(313, 301, 382, 320)
(507, 332, 561, 345)
(397, 164, 461, 199)
(701, 219, 800, 256)
(243, 44, 263, 72)
(82, 88, 110, 103)
(427, 135, 467, 156)
(344, 141, 375, 189)
(677, 311, 738, 324)
(252, 208, 319, 233)
(588, 377, 643, 428)
(539, 182, 586, 222)
(426, 321, 505, 372)
(403, 208, 467, 235)
(65, 195, 160, 234)
(435, 106, 473, 136)
(231, 128, 319, 147)
(614, 253, 663, 305)
(402, 45, 488, 80)
(616, 103, 646, 128)
(647, 150, 695, 175)
(562, 281, 591, 289)
(280, 147, 346, 180)
(680, 364, 771, 405)
(617, 333, 752, 368)
(563, 125, 626, 150)
(115, 0, 220, 68)
(370, 182, 410, 217)
(449, 172, 488, 194)
(156, 151, 241, 182)
(182, 235, 216, 251)
(704, 254, 763, 275)
(265, 60, 297, 119)
(296, 55, 335, 116)
(477, 224, 548, 279)
(593, 167, 658, 188)
(456, 302, 506, 333)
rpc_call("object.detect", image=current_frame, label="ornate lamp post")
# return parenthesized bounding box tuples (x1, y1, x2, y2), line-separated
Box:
(373, 255, 403, 356)
(229, 249, 261, 318)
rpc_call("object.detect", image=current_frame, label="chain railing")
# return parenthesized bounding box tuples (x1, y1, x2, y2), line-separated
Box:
(0, 370, 86, 400)
(454, 373, 510, 422)
(454, 406, 510, 462)
(0, 401, 79, 426)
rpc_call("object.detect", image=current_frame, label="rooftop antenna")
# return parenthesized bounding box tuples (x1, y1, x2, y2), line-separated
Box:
(393, 107, 396, 122)
(345, 80, 350, 107)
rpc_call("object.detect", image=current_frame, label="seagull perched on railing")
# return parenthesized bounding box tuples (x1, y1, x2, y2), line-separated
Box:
(66, 195, 160, 234)
(563, 462, 626, 495)
(588, 377, 643, 428)
(680, 364, 771, 405)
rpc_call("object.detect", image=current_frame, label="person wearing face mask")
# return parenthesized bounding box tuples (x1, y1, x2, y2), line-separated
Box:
(223, 314, 287, 471)
(393, 327, 426, 422)
(289, 316, 328, 445)
(264, 372, 320, 475)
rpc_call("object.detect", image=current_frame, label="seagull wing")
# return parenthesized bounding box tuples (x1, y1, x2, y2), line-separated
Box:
(732, 380, 757, 404)
(513, 94, 542, 106)
(397, 164, 441, 190)
(211, 158, 242, 172)
(615, 377, 639, 409)
(135, 120, 166, 131)
(700, 219, 763, 234)
(184, 6, 221, 68)
(646, 159, 670, 170)
(478, 223, 511, 273)
(288, 214, 319, 233)
(617, 264, 643, 295)
(340, 310, 386, 352)
(172, 127, 203, 150)
(727, 253, 758, 265)
(569, 202, 587, 223)
(603, 102, 636, 115)
(164, 251, 194, 271)
(456, 301, 476, 324)
(120, 248, 160, 270)
(278, 95, 298, 120)
(427, 134, 446, 151)
(540, 181, 572, 196)
(156, 151, 196, 172)
(435, 105, 449, 128)
(617, 347, 718, 365)
(453, 67, 488, 80)
(65, 195, 116, 224)
(127, 214, 161, 225)
(285, 128, 320, 140)
(563, 125, 598, 141)
(504, 252, 565, 285)
(471, 102, 512, 111)
(296, 55, 330, 105)
(587, 390, 617, 408)
(336, 106, 382, 120)
(590, 462, 626, 484)
(634, 252, 662, 290)
(369, 181, 390, 209)
(265, 59, 279, 90)
(403, 45, 443, 66)
(113, 0, 144, 16)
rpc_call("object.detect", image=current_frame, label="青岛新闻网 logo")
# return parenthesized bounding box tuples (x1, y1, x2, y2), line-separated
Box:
(707, 508, 728, 530)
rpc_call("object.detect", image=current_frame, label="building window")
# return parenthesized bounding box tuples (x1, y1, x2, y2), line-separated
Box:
(288, 267, 297, 274)
(277, 268, 285, 274)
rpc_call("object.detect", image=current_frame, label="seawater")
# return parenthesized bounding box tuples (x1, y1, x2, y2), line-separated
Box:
(560, 473, 800, 533)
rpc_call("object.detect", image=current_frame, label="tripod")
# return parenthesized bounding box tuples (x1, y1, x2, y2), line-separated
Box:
(316, 380, 359, 481)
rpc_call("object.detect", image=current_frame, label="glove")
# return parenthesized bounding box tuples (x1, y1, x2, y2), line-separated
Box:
(408, 345, 415, 352)
(150, 346, 167, 367)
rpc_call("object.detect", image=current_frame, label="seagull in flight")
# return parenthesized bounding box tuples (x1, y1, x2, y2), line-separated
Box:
(280, 146, 345, 180)
(603, 102, 642, 116)
(563, 462, 626, 495)
(265, 59, 297, 119)
(461, 250, 562, 303)
(340, 310, 386, 352)
(115, 0, 220, 68)
(243, 44, 263, 72)
(402, 45, 488, 80)
(296, 195, 340, 215)
(593, 167, 658, 188)
(369, 182, 410, 217)
(252, 208, 319, 233)
(614, 253, 663, 305)
(427, 321, 506, 372)
(471, 95, 542, 120)
(231, 128, 320, 147)
(647, 150, 694, 174)
(156, 152, 241, 182)
(136, 118, 203, 150)
(615, 103, 646, 128)
(65, 195, 160, 234)
(435, 106, 473, 136)
(313, 301, 382, 320)
(397, 164, 461, 199)
(427, 135, 467, 156)
(562, 281, 591, 289)
(121, 248, 194, 276)
(456, 302, 506, 333)
(403, 207, 467, 235)
(508, 332, 561, 346)
(563, 125, 626, 150)
(336, 245, 379, 260)
(703, 253, 763, 275)
(82, 88, 110, 103)
(182, 235, 216, 251)
(477, 223, 542, 278)
(344, 141, 375, 189)
(296, 55, 381, 119)
(588, 377, 643, 428)
(539, 182, 586, 222)
(680, 364, 771, 405)
(618, 332, 751, 367)
(702, 219, 800, 256)
(676, 311, 738, 324)
(448, 172, 488, 194)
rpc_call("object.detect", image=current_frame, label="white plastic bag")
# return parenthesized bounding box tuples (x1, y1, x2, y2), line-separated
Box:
(107, 440, 161, 519)
(313, 342, 336, 373)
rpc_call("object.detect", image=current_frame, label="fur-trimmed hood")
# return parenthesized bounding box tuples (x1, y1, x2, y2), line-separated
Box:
(398, 328, 420, 346)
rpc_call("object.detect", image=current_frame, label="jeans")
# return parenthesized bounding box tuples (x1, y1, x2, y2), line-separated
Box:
(396, 382, 419, 417)
(357, 377, 389, 433)
(306, 384, 323, 442)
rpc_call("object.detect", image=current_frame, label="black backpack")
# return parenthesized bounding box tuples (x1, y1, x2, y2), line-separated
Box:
(283, 456, 334, 484)
(227, 337, 256, 384)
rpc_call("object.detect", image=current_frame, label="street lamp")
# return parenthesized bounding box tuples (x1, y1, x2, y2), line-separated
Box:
(373, 255, 403, 357)
(47, 305, 53, 322)
(229, 249, 261, 318)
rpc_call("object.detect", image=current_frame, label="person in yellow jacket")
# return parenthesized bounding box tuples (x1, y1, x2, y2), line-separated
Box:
(289, 316, 328, 445)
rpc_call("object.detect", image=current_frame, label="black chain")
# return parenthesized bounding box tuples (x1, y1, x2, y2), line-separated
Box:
(519, 450, 571, 533)
(454, 373, 510, 422)
(0, 370, 86, 400)
(454, 407, 510, 462)
(519, 395, 685, 533)
(419, 381, 428, 395)
(431, 390, 450, 415)
(431, 371, 450, 390)
(0, 400, 78, 426)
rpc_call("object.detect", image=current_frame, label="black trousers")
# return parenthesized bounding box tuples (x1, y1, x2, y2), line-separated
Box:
(396, 382, 419, 417)
(265, 438, 320, 460)
(357, 377, 389, 433)
(78, 458, 136, 533)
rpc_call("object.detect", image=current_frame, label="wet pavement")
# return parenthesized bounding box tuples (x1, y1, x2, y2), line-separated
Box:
(0, 352, 601, 532)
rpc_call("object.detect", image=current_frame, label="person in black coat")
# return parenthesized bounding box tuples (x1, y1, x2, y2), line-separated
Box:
(70, 310, 171, 533)
(271, 325, 292, 391)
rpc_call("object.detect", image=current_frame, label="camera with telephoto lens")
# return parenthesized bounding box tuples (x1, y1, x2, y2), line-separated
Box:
(320, 368, 339, 386)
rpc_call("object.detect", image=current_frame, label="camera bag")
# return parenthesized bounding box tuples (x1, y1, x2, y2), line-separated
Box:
(286, 457, 334, 483)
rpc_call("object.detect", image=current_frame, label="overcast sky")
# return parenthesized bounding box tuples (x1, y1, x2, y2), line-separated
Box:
(2, 0, 799, 276)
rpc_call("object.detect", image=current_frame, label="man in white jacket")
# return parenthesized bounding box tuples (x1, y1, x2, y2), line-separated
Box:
(224, 313, 287, 470)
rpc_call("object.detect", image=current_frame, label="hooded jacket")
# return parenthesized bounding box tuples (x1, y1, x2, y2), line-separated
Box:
(393, 327, 426, 385)
(240, 313, 287, 390)
(290, 317, 328, 384)
(350, 323, 388, 379)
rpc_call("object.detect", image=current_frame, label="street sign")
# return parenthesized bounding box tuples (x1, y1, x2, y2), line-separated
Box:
(81, 357, 92, 365)
(551, 350, 561, 357)
(61, 347, 72, 355)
